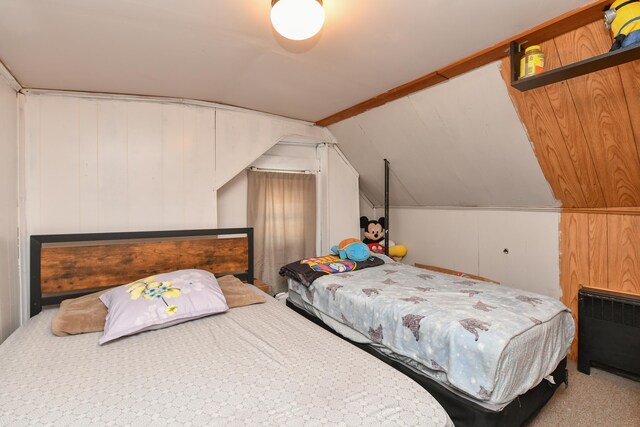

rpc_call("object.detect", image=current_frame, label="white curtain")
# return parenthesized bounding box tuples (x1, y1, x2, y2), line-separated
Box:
(247, 171, 316, 294)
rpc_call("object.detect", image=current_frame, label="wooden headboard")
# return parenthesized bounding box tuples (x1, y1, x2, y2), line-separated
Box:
(30, 228, 254, 317)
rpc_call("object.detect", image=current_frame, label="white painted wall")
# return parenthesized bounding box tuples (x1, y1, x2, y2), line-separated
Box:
(359, 193, 374, 222)
(215, 110, 326, 189)
(0, 76, 19, 342)
(20, 92, 327, 320)
(329, 62, 558, 208)
(321, 145, 361, 252)
(390, 208, 561, 298)
(23, 94, 218, 234)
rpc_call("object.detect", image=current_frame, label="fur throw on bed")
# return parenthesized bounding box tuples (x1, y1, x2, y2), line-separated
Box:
(217, 275, 266, 308)
(51, 289, 109, 336)
(51, 275, 265, 336)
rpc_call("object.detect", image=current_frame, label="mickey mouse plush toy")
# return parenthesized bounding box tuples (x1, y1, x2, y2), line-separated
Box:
(360, 216, 387, 254)
(360, 216, 409, 258)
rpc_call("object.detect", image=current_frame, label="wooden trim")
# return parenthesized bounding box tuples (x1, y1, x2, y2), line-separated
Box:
(316, 73, 446, 126)
(316, 0, 610, 127)
(562, 207, 640, 215)
(0, 59, 21, 92)
(414, 263, 500, 284)
(580, 285, 640, 300)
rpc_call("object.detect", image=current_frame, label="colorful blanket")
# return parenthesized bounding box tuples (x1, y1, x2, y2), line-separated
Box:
(279, 255, 384, 287)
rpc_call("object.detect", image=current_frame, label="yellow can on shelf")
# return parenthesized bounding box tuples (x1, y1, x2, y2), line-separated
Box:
(519, 45, 545, 78)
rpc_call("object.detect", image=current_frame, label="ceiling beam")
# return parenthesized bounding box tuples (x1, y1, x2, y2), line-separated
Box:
(316, 0, 611, 127)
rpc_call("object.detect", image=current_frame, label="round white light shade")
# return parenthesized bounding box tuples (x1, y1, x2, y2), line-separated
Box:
(270, 0, 325, 41)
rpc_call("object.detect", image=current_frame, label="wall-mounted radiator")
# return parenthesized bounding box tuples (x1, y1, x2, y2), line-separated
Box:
(578, 287, 640, 378)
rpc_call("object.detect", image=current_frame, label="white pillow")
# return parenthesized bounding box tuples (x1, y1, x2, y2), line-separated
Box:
(99, 269, 228, 344)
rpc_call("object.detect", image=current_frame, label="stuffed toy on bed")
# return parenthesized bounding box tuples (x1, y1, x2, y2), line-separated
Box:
(360, 216, 408, 258)
(331, 238, 371, 262)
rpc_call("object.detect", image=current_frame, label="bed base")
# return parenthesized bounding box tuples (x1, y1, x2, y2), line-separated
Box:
(286, 298, 568, 427)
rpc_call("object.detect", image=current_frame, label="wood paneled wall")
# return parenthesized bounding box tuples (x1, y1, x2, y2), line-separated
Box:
(501, 21, 640, 209)
(502, 21, 640, 360)
(561, 211, 640, 359)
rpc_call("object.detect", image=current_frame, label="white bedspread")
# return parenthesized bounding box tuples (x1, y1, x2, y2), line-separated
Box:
(0, 292, 452, 426)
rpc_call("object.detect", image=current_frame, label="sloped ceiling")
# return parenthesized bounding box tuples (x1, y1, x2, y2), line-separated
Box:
(330, 62, 559, 208)
(0, 0, 592, 121)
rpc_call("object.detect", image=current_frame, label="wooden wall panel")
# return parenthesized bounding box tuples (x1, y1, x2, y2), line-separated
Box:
(554, 22, 640, 207)
(503, 21, 640, 209)
(500, 62, 586, 207)
(542, 41, 606, 208)
(587, 214, 607, 288)
(561, 211, 640, 360)
(560, 213, 588, 360)
(607, 215, 640, 295)
(618, 59, 640, 157)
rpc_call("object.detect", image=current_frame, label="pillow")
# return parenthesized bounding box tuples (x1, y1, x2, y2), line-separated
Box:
(99, 269, 228, 344)
(216, 275, 266, 308)
(51, 289, 109, 336)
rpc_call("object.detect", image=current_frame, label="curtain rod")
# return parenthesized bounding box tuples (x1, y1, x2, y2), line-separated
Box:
(248, 167, 312, 174)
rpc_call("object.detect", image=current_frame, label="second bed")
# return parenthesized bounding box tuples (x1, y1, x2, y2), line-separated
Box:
(283, 254, 574, 426)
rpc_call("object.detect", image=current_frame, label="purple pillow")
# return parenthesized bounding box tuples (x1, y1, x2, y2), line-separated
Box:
(99, 269, 228, 344)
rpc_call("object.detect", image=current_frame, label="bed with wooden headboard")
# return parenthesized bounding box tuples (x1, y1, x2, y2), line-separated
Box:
(0, 227, 453, 425)
(29, 228, 254, 316)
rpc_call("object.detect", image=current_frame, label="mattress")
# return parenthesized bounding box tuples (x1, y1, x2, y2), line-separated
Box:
(0, 291, 452, 426)
(286, 263, 574, 408)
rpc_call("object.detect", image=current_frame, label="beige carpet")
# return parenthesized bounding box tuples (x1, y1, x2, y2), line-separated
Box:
(528, 361, 640, 426)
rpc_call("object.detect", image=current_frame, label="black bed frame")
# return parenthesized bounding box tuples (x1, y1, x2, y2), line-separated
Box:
(30, 228, 254, 317)
(287, 299, 567, 427)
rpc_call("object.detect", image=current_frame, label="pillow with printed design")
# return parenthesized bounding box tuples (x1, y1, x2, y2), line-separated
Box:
(99, 269, 228, 344)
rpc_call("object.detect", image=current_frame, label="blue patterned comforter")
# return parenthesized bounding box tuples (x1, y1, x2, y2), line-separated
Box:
(290, 260, 574, 402)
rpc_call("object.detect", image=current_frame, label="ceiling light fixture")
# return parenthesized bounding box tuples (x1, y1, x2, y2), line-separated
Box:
(270, 0, 325, 41)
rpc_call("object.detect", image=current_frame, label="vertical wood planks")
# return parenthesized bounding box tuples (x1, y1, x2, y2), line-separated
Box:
(127, 102, 163, 230)
(543, 41, 606, 207)
(25, 96, 42, 234)
(561, 211, 640, 360)
(608, 215, 640, 295)
(500, 57, 586, 207)
(560, 212, 589, 360)
(587, 214, 608, 287)
(184, 106, 217, 228)
(618, 59, 640, 158)
(504, 21, 640, 209)
(78, 99, 99, 232)
(39, 96, 80, 231)
(161, 104, 186, 228)
(24, 95, 221, 235)
(97, 100, 129, 231)
(554, 22, 640, 207)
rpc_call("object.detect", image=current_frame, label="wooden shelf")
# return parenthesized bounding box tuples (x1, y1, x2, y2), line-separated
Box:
(510, 41, 640, 91)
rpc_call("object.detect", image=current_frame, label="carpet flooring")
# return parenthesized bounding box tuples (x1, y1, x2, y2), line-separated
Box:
(528, 361, 640, 426)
